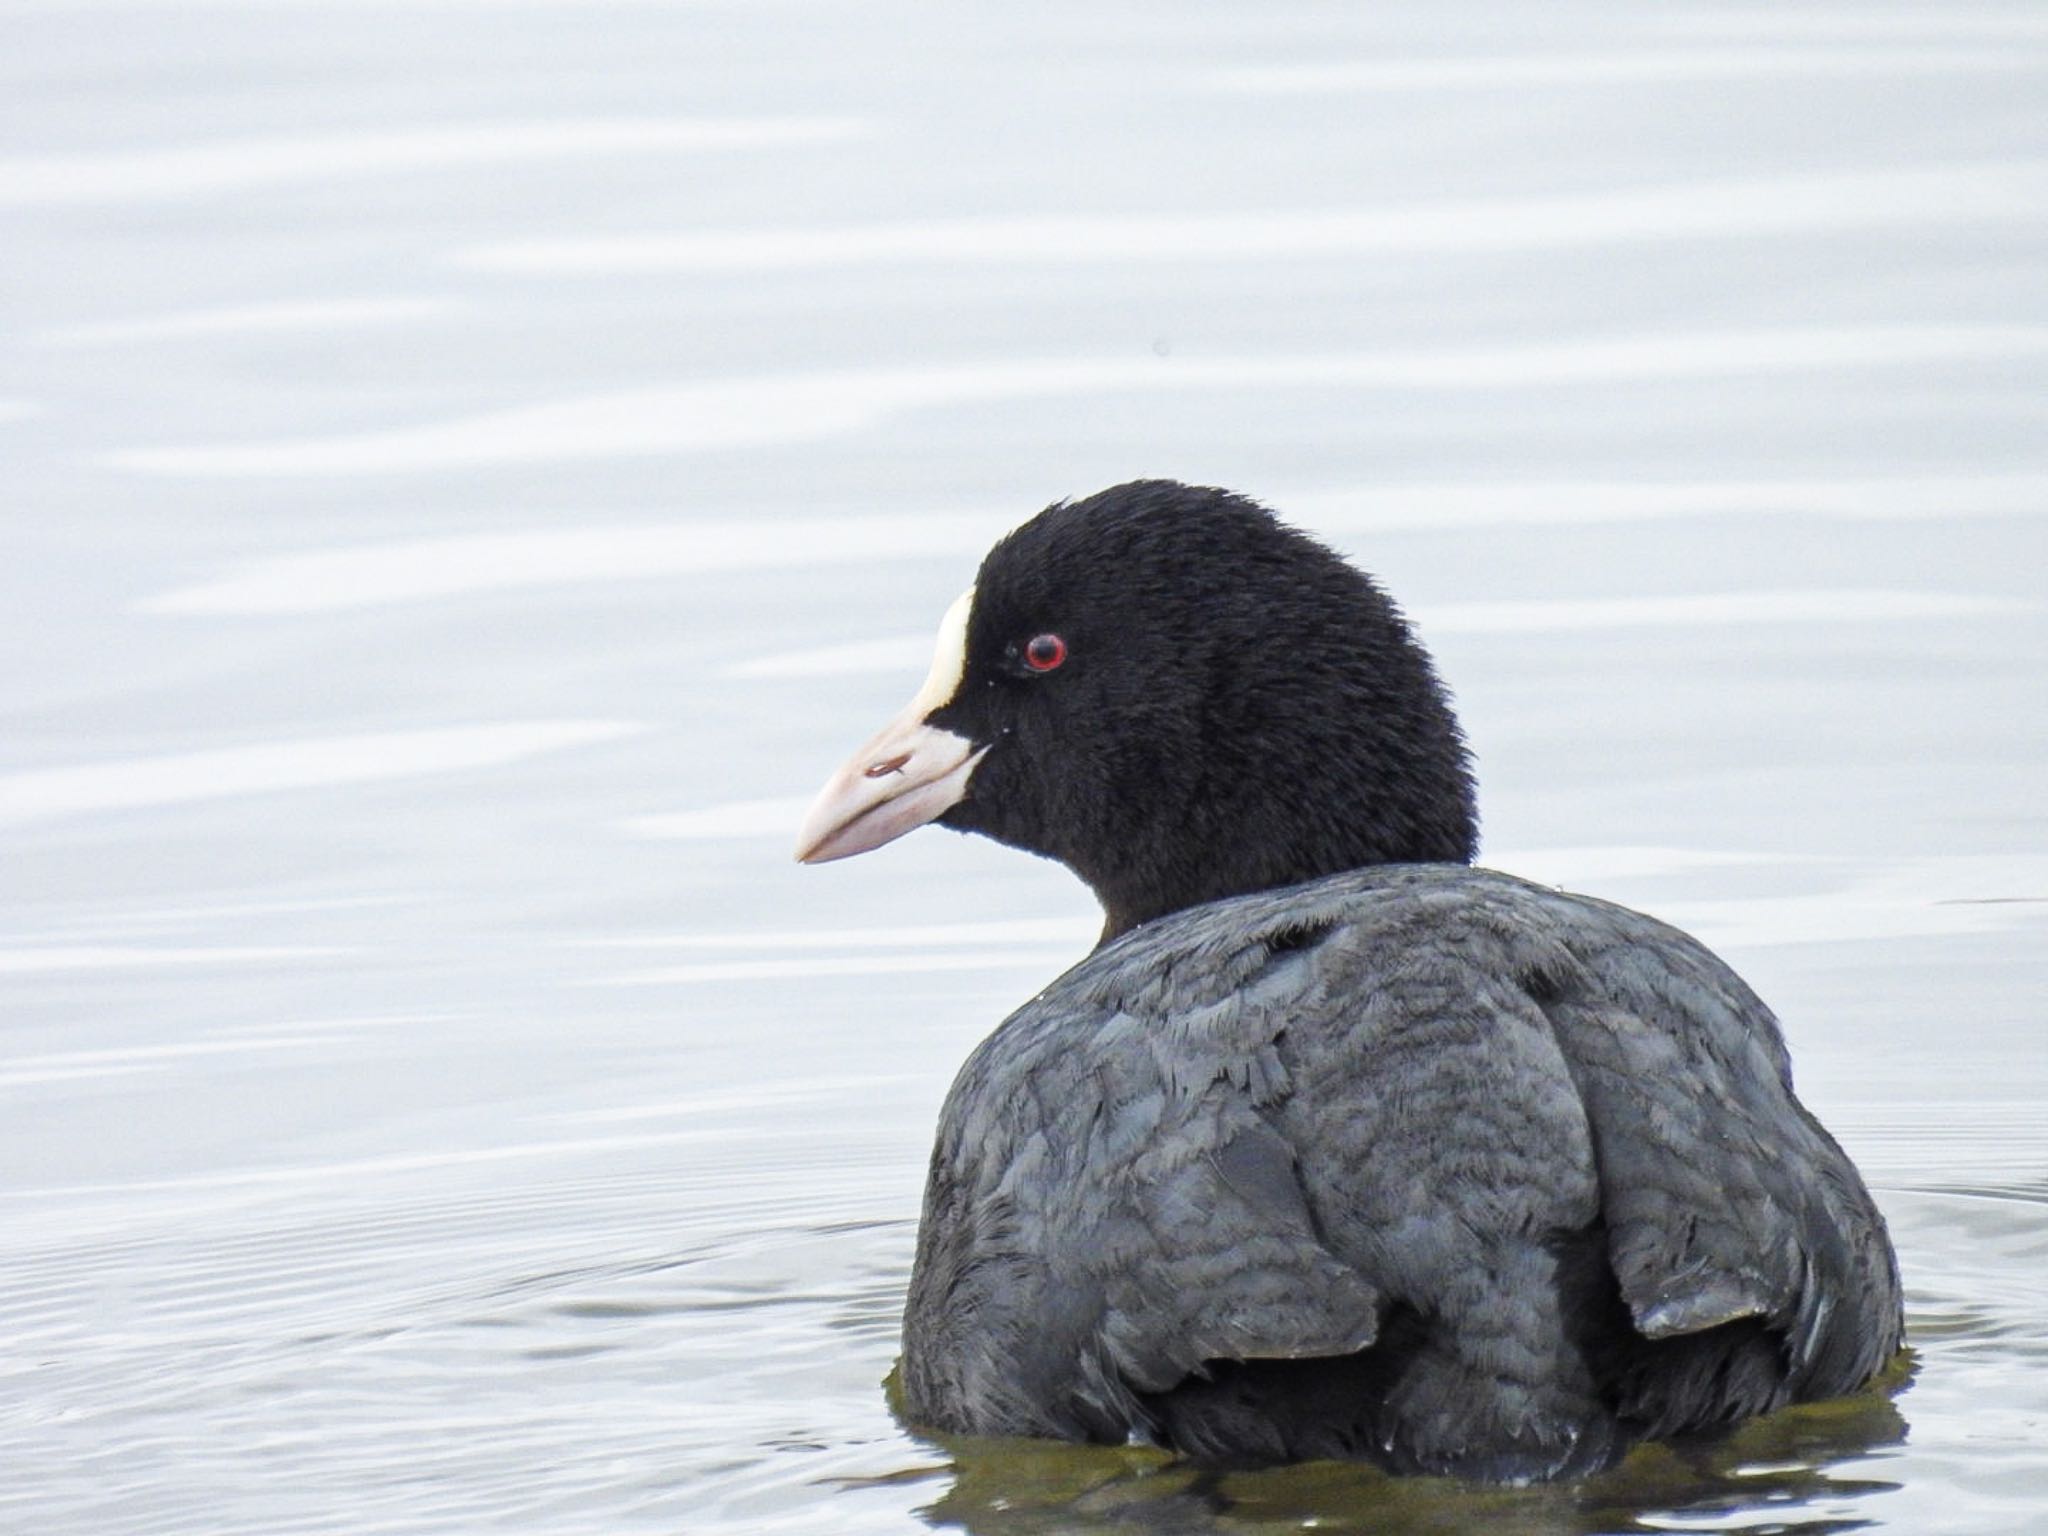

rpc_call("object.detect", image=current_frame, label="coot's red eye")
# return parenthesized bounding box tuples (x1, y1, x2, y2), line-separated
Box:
(1023, 633, 1068, 672)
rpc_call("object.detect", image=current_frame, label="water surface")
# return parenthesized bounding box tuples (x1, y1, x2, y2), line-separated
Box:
(3, 1, 2046, 1531)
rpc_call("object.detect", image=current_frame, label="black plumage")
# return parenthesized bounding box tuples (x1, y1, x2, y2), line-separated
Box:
(799, 480, 1903, 1481)
(929, 483, 1475, 941)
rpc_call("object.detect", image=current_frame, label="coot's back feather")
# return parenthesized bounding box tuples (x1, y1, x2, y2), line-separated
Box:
(902, 866, 1901, 1480)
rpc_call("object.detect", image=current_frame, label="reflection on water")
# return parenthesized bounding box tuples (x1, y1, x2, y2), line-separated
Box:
(911, 1372, 1910, 1535)
(4, 0, 2047, 1532)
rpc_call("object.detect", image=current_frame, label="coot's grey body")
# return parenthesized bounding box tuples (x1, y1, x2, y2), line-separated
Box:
(903, 867, 1900, 1479)
(797, 481, 1903, 1481)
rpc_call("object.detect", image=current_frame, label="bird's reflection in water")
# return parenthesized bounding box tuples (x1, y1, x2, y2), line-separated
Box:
(873, 1358, 1910, 1536)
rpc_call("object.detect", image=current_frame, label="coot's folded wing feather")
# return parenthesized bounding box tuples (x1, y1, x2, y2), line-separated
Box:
(1284, 872, 1900, 1414)
(1516, 885, 1902, 1391)
(906, 938, 1385, 1440)
(1292, 874, 1899, 1397)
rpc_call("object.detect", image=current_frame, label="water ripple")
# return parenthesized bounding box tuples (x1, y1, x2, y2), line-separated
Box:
(0, 722, 640, 826)
(1194, 46, 2044, 95)
(142, 517, 993, 615)
(39, 298, 463, 348)
(459, 163, 2048, 274)
(0, 118, 866, 209)
(112, 328, 2048, 479)
(0, 946, 352, 977)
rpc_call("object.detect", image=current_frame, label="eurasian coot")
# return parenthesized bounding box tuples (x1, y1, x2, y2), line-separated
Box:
(796, 480, 1901, 1482)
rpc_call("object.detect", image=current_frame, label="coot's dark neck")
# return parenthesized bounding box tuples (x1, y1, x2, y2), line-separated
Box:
(1083, 753, 1479, 944)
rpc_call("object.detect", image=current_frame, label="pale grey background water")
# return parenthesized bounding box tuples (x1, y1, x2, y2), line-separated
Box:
(3, 2, 2046, 1532)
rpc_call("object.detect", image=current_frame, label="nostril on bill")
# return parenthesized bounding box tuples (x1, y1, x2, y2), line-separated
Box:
(865, 752, 912, 779)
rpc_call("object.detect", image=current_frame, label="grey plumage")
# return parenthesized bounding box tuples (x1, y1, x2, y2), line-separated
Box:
(901, 865, 1902, 1481)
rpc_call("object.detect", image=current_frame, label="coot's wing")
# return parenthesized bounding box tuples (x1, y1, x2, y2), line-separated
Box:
(905, 938, 1387, 1442)
(1511, 881, 1903, 1395)
(1276, 870, 1900, 1410)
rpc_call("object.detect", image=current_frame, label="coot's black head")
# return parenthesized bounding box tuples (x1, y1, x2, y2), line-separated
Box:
(797, 480, 1477, 939)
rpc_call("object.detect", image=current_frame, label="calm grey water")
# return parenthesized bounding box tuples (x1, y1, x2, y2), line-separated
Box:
(4, 2, 2046, 1532)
